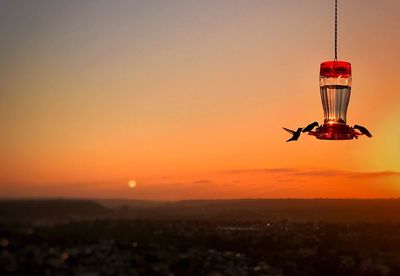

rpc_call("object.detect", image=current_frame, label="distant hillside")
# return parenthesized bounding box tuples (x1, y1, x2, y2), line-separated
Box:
(170, 199, 400, 222)
(3, 199, 400, 223)
(97, 199, 165, 209)
(0, 199, 111, 223)
(97, 198, 400, 222)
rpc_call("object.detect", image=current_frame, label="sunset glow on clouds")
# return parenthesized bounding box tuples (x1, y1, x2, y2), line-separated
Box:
(0, 0, 399, 199)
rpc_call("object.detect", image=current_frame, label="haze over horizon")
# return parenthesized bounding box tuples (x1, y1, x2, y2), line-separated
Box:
(1, 0, 399, 200)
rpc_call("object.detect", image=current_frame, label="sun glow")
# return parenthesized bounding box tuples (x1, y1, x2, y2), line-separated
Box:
(128, 180, 137, 188)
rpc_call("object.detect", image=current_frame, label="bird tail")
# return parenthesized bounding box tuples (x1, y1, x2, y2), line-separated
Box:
(282, 127, 295, 134)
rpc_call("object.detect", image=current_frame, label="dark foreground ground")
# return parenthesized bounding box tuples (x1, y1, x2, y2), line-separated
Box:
(1, 199, 400, 275)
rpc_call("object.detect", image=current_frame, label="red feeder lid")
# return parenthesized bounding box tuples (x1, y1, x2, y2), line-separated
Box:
(320, 61, 351, 78)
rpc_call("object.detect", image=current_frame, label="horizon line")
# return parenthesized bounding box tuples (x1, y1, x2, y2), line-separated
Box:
(2, 197, 400, 202)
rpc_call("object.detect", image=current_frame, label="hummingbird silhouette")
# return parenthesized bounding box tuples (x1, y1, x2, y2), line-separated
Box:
(283, 127, 303, 142)
(354, 125, 372, 137)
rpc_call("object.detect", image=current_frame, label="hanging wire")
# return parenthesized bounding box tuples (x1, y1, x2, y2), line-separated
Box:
(334, 0, 338, 61)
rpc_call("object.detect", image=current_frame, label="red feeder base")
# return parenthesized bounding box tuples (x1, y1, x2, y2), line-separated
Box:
(309, 123, 356, 140)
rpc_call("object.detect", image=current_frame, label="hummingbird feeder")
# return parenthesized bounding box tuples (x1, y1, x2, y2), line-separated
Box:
(283, 0, 372, 142)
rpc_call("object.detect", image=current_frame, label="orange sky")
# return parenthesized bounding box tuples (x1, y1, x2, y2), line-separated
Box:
(0, 0, 399, 199)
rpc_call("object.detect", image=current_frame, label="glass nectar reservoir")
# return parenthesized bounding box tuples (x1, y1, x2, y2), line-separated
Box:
(316, 61, 354, 140)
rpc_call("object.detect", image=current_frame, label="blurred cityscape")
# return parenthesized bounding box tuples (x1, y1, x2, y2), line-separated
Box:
(1, 199, 400, 275)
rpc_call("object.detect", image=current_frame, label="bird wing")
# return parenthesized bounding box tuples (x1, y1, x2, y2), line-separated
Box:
(282, 127, 295, 134)
(363, 129, 372, 137)
(354, 125, 372, 137)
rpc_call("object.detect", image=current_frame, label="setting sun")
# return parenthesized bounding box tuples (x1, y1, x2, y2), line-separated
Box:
(128, 180, 137, 189)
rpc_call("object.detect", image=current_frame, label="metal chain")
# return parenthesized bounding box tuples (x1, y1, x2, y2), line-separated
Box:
(334, 0, 338, 61)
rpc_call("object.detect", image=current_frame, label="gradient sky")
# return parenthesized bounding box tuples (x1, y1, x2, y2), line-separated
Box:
(0, 0, 399, 199)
